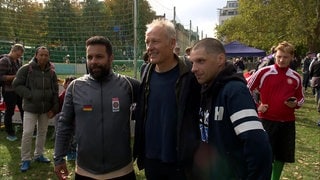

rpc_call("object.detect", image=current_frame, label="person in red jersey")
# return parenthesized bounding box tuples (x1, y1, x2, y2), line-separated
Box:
(247, 41, 304, 180)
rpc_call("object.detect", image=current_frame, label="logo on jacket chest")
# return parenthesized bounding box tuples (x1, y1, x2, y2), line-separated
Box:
(199, 106, 224, 142)
(112, 97, 120, 112)
(287, 78, 293, 85)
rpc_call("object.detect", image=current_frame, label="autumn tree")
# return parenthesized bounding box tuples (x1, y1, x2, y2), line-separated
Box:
(216, 0, 320, 54)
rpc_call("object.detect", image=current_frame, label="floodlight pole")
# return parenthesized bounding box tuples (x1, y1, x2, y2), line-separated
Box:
(133, 0, 138, 79)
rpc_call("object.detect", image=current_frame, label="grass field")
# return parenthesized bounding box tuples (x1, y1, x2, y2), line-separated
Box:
(0, 73, 319, 180)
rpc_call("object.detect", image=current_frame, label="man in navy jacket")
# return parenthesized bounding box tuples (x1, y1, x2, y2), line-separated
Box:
(189, 38, 272, 180)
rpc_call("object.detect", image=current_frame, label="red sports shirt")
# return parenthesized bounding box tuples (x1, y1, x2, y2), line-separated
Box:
(247, 64, 304, 121)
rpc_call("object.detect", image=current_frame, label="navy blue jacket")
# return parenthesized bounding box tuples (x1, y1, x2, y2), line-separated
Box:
(196, 63, 272, 179)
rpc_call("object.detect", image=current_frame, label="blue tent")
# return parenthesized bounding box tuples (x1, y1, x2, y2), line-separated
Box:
(224, 41, 266, 57)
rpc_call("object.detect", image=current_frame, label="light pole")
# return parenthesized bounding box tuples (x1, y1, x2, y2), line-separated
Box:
(74, 44, 77, 75)
(133, 0, 138, 79)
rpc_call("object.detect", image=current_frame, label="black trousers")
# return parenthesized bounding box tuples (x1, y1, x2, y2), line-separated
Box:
(144, 158, 187, 180)
(3, 91, 23, 136)
(75, 171, 136, 180)
(302, 73, 309, 89)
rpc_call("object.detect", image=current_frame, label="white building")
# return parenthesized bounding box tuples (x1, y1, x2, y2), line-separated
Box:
(218, 0, 239, 25)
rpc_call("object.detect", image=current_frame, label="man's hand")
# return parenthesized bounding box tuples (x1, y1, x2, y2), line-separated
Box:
(258, 104, 269, 113)
(54, 162, 69, 180)
(284, 97, 297, 108)
(47, 110, 55, 119)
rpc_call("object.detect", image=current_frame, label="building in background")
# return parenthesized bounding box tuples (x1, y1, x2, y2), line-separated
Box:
(218, 0, 239, 25)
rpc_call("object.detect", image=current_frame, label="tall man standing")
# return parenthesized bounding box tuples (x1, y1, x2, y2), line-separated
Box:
(133, 19, 201, 179)
(0, 44, 24, 141)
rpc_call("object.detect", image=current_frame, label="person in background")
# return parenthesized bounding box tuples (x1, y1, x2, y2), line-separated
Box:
(0, 44, 25, 141)
(247, 41, 304, 180)
(309, 53, 320, 126)
(233, 57, 245, 73)
(133, 18, 201, 179)
(256, 46, 276, 70)
(140, 51, 149, 79)
(184, 47, 191, 61)
(54, 36, 139, 180)
(58, 75, 77, 161)
(13, 46, 59, 172)
(309, 53, 320, 96)
(174, 46, 181, 56)
(301, 52, 312, 92)
(289, 56, 299, 71)
(189, 38, 272, 179)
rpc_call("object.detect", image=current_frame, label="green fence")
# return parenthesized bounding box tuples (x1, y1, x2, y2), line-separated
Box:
(53, 60, 144, 75)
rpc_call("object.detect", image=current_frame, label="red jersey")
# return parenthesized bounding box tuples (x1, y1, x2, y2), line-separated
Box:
(58, 90, 66, 112)
(247, 64, 304, 121)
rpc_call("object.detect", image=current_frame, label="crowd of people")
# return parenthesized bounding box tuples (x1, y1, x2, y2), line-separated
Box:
(303, 52, 320, 126)
(0, 18, 317, 180)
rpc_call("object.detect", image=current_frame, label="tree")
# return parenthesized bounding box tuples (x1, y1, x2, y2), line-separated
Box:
(137, 0, 156, 57)
(45, 0, 77, 47)
(216, 0, 320, 54)
(0, 0, 157, 61)
(104, 0, 156, 59)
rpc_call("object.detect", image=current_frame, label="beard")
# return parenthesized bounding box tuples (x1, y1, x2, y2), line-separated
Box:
(88, 64, 111, 81)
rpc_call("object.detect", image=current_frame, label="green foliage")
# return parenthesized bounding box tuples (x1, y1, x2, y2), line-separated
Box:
(282, 90, 320, 179)
(0, 0, 156, 62)
(216, 0, 320, 54)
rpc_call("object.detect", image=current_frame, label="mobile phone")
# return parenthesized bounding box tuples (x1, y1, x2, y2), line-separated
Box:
(287, 97, 297, 102)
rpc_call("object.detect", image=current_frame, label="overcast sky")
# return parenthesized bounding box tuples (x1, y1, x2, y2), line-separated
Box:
(147, 0, 228, 38)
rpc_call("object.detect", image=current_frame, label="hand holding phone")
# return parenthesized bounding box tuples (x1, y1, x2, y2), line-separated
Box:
(286, 97, 297, 102)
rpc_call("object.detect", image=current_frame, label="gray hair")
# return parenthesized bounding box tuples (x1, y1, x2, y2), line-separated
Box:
(146, 18, 176, 39)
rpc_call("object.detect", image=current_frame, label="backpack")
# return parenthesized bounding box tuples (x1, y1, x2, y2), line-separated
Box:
(0, 55, 6, 94)
(0, 54, 22, 92)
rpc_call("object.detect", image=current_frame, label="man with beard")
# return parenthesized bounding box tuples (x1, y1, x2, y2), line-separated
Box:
(54, 36, 140, 180)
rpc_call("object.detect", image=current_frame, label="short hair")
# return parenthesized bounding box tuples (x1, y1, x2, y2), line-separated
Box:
(192, 38, 225, 55)
(35, 46, 49, 56)
(146, 18, 176, 39)
(86, 36, 113, 56)
(270, 46, 276, 54)
(65, 75, 76, 84)
(275, 41, 295, 55)
(11, 44, 24, 53)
